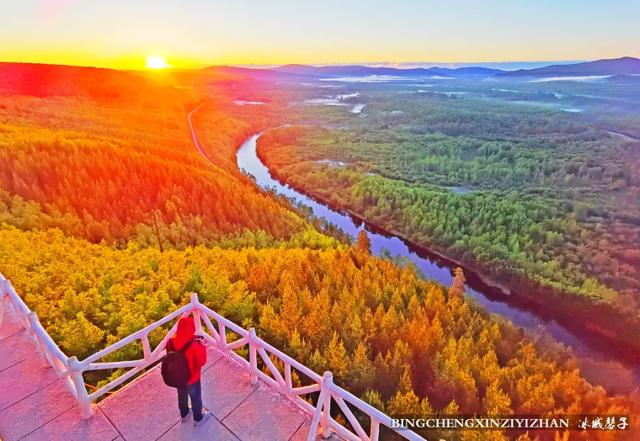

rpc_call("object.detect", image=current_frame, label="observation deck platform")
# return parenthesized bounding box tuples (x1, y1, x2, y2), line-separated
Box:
(0, 273, 423, 441)
(0, 308, 326, 441)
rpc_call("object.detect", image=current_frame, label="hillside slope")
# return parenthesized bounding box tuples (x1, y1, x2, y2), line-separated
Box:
(0, 64, 312, 247)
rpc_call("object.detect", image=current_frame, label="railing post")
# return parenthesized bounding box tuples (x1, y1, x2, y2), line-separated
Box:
(190, 292, 203, 335)
(68, 356, 93, 418)
(284, 362, 293, 393)
(248, 328, 258, 385)
(321, 371, 333, 439)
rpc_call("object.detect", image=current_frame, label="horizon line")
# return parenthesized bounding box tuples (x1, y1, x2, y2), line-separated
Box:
(1, 55, 637, 72)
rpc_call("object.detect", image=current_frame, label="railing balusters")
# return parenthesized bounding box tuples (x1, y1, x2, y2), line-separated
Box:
(0, 290, 7, 329)
(257, 346, 286, 388)
(141, 333, 152, 359)
(224, 335, 248, 351)
(151, 320, 179, 358)
(370, 420, 380, 441)
(291, 384, 321, 396)
(200, 313, 220, 342)
(28, 312, 53, 365)
(219, 323, 227, 349)
(334, 395, 370, 441)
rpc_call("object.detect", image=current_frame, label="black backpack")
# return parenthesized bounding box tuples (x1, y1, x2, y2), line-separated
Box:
(161, 339, 194, 388)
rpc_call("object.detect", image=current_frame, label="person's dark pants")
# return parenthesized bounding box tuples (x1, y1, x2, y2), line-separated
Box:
(177, 381, 203, 421)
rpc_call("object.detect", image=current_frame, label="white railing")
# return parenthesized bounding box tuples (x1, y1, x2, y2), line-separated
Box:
(0, 275, 425, 441)
(0, 274, 79, 404)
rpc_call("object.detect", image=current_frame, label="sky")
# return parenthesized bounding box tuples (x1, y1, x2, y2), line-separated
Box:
(1, 0, 639, 69)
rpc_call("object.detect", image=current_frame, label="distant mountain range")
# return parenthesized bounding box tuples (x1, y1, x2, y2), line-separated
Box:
(203, 56, 640, 81)
(498, 56, 640, 77)
(1, 57, 638, 95)
(270, 64, 502, 78)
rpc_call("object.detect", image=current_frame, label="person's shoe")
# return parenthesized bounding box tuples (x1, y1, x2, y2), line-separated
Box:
(181, 410, 191, 422)
(193, 411, 211, 427)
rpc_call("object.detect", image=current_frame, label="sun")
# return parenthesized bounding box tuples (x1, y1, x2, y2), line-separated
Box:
(146, 55, 169, 69)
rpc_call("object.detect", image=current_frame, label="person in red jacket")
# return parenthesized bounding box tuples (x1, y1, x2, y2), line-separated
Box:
(166, 316, 209, 425)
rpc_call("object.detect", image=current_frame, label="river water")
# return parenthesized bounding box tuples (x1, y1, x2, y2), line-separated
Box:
(236, 133, 638, 390)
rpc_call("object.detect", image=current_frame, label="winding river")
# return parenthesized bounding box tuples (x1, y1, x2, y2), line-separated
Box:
(235, 133, 639, 391)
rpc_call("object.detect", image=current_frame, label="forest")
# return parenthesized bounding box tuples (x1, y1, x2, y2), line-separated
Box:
(1, 226, 635, 440)
(0, 91, 323, 248)
(0, 63, 638, 440)
(255, 89, 640, 345)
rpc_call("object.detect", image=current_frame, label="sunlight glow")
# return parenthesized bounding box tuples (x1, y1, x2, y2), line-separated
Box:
(145, 55, 169, 69)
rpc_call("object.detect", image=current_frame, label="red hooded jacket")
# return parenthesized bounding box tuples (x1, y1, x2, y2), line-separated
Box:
(166, 317, 207, 385)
